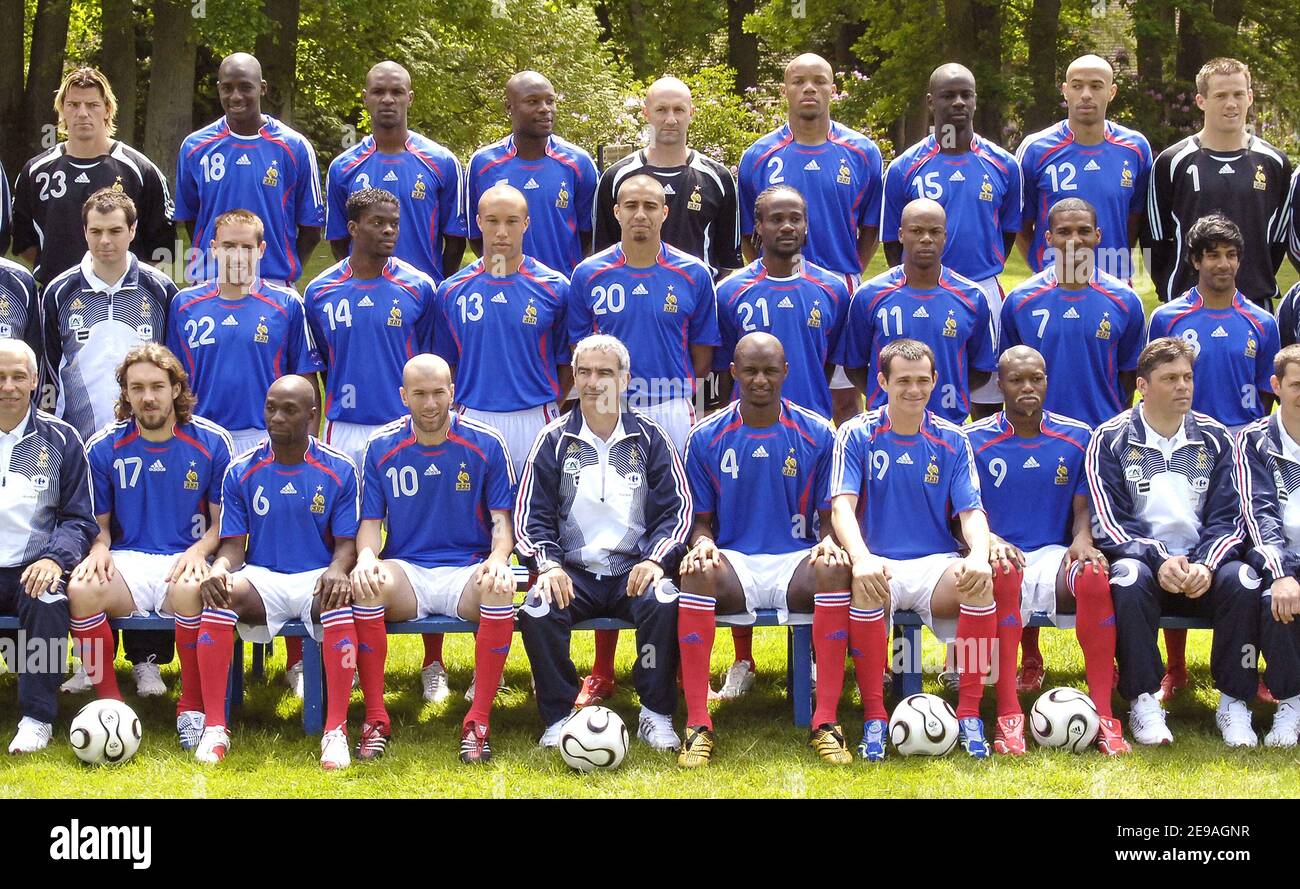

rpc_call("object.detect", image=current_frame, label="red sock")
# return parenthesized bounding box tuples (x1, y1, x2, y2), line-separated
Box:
(1164, 627, 1188, 672)
(955, 602, 997, 719)
(422, 633, 444, 669)
(174, 613, 204, 715)
(1072, 563, 1117, 718)
(731, 626, 754, 667)
(351, 604, 389, 725)
(1021, 626, 1042, 661)
(286, 635, 303, 670)
(70, 612, 122, 701)
(678, 593, 717, 730)
(849, 606, 888, 721)
(196, 608, 237, 729)
(321, 608, 357, 733)
(993, 566, 1024, 717)
(811, 591, 851, 727)
(466, 603, 514, 728)
(593, 629, 618, 683)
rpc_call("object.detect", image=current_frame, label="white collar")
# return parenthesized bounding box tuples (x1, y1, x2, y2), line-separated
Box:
(1140, 404, 1189, 450)
(578, 413, 626, 448)
(1279, 418, 1300, 464)
(0, 406, 31, 441)
(80, 252, 132, 295)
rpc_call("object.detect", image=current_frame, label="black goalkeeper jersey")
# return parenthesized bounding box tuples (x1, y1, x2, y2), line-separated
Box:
(1146, 134, 1292, 306)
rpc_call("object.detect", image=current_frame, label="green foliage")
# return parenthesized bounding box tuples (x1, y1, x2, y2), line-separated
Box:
(593, 0, 724, 81)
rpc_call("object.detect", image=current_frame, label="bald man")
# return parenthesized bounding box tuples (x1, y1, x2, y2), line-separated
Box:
(465, 71, 598, 273)
(348, 355, 517, 764)
(882, 63, 1021, 418)
(738, 53, 885, 427)
(435, 184, 572, 478)
(1016, 54, 1151, 279)
(176, 52, 324, 284)
(835, 198, 995, 423)
(965, 346, 1127, 755)
(194, 374, 360, 768)
(325, 61, 467, 283)
(676, 333, 840, 766)
(593, 77, 741, 274)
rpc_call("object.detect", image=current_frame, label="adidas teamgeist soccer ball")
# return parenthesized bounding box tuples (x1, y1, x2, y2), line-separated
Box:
(889, 693, 959, 756)
(70, 699, 143, 766)
(559, 706, 628, 772)
(1030, 687, 1100, 752)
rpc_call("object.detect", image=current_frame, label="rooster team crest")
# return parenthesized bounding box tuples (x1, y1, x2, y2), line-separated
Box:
(1120, 162, 1133, 188)
(942, 310, 957, 337)
(112, 175, 125, 193)
(1196, 447, 1209, 468)
(263, 161, 279, 188)
(388, 302, 403, 327)
(1055, 457, 1069, 486)
(807, 302, 822, 328)
(411, 173, 427, 200)
(1245, 336, 1257, 358)
(555, 181, 570, 209)
(836, 158, 852, 185)
(456, 462, 471, 491)
(141, 298, 151, 317)
(310, 485, 326, 514)
(1096, 312, 1112, 340)
(0, 298, 9, 314)
(629, 449, 639, 466)
(1254, 165, 1267, 191)
(254, 316, 270, 344)
(783, 450, 798, 477)
(37, 447, 49, 468)
(663, 287, 678, 313)
(978, 175, 994, 201)
(184, 460, 200, 491)
(924, 455, 940, 484)
(687, 186, 702, 211)
(522, 299, 538, 325)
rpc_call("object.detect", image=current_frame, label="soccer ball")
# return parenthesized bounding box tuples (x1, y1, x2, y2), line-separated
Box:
(69, 699, 142, 766)
(1030, 687, 1100, 752)
(558, 706, 628, 772)
(889, 693, 959, 756)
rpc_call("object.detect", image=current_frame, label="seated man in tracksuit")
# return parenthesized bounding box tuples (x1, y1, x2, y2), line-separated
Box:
(1086, 335, 1259, 749)
(515, 333, 690, 752)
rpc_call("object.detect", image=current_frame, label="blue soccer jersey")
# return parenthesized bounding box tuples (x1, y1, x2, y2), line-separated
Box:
(166, 280, 324, 433)
(1017, 120, 1152, 275)
(738, 121, 884, 276)
(685, 400, 834, 555)
(568, 243, 719, 406)
(830, 408, 982, 560)
(325, 133, 468, 283)
(466, 135, 597, 274)
(220, 438, 359, 573)
(1147, 288, 1280, 427)
(174, 115, 325, 283)
(435, 256, 570, 412)
(999, 268, 1145, 427)
(304, 257, 438, 425)
(0, 257, 40, 353)
(361, 413, 515, 567)
(834, 265, 995, 422)
(715, 259, 848, 418)
(965, 410, 1091, 552)
(882, 134, 1022, 282)
(86, 416, 233, 554)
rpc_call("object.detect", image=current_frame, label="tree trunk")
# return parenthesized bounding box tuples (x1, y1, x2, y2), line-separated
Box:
(1024, 0, 1061, 133)
(1133, 0, 1170, 94)
(0, 0, 25, 176)
(945, 0, 1004, 141)
(1211, 0, 1242, 32)
(143, 0, 197, 187)
(1174, 0, 1210, 84)
(101, 0, 137, 145)
(23, 0, 72, 161)
(253, 0, 300, 124)
(727, 0, 758, 94)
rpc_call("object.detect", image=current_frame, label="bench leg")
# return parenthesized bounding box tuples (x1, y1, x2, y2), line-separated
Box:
(300, 635, 324, 736)
(790, 624, 813, 728)
(900, 624, 923, 698)
(251, 641, 266, 679)
(228, 637, 244, 725)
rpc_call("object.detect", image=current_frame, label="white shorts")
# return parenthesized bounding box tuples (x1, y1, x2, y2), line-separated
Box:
(829, 272, 861, 391)
(638, 398, 694, 455)
(721, 549, 807, 624)
(112, 550, 180, 616)
(228, 427, 268, 458)
(459, 403, 559, 479)
(1020, 544, 1067, 623)
(324, 419, 383, 471)
(969, 276, 1005, 405)
(234, 564, 327, 643)
(884, 552, 961, 642)
(388, 560, 477, 619)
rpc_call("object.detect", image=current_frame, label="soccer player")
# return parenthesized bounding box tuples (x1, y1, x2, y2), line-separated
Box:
(350, 354, 516, 763)
(738, 53, 884, 426)
(1239, 344, 1300, 745)
(67, 344, 231, 750)
(11, 67, 174, 289)
(167, 209, 323, 456)
(826, 338, 1003, 760)
(1146, 57, 1292, 307)
(836, 198, 995, 423)
(676, 333, 839, 765)
(1086, 336, 1258, 747)
(175, 52, 324, 285)
(882, 63, 1020, 418)
(1000, 197, 1145, 427)
(325, 61, 467, 283)
(593, 77, 741, 274)
(466, 71, 597, 274)
(194, 375, 359, 767)
(568, 174, 718, 451)
(1016, 54, 1151, 279)
(0, 339, 96, 753)
(965, 346, 1128, 754)
(515, 334, 689, 750)
(0, 158, 10, 257)
(1279, 281, 1300, 348)
(436, 184, 571, 477)
(1289, 168, 1300, 275)
(0, 256, 41, 358)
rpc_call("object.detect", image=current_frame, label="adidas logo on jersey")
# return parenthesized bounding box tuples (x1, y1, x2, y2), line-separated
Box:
(803, 159, 821, 171)
(913, 306, 929, 318)
(74, 172, 90, 184)
(491, 292, 507, 304)
(1084, 159, 1101, 171)
(383, 170, 398, 182)
(221, 315, 238, 326)
(663, 184, 675, 194)
(752, 445, 769, 458)
(1219, 163, 1234, 174)
(523, 178, 540, 190)
(632, 283, 649, 295)
(1212, 326, 1228, 337)
(236, 154, 252, 166)
(357, 295, 374, 307)
(948, 171, 965, 182)
(1063, 307, 1080, 319)
(897, 453, 914, 465)
(280, 482, 298, 495)
(777, 296, 794, 309)
(1023, 457, 1040, 469)
(148, 459, 166, 472)
(425, 464, 440, 476)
